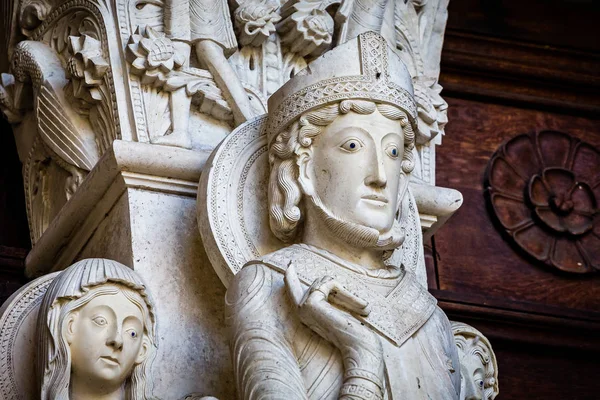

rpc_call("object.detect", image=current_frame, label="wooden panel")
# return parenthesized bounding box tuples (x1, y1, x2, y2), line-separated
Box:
(491, 339, 599, 399)
(440, 30, 600, 116)
(446, 0, 600, 53)
(434, 97, 600, 313)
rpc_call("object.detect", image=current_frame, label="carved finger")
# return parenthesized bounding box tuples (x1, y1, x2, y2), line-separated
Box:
(305, 278, 369, 316)
(327, 283, 371, 317)
(307, 275, 334, 299)
(284, 262, 304, 306)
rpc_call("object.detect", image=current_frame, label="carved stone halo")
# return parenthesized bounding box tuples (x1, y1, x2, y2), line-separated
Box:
(197, 115, 426, 288)
(486, 130, 599, 273)
(0, 272, 60, 400)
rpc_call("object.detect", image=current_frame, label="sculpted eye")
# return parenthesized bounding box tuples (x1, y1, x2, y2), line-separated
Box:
(127, 329, 138, 339)
(92, 316, 107, 326)
(340, 138, 363, 152)
(477, 379, 484, 388)
(385, 144, 400, 159)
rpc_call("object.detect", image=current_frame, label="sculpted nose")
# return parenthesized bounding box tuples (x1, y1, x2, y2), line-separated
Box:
(107, 327, 124, 350)
(464, 380, 483, 400)
(364, 150, 387, 188)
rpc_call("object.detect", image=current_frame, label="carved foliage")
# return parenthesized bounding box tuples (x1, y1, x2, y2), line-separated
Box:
(486, 130, 600, 273)
(34, 1, 120, 155)
(234, 1, 280, 47)
(126, 25, 233, 122)
(277, 0, 335, 59)
(395, 0, 449, 145)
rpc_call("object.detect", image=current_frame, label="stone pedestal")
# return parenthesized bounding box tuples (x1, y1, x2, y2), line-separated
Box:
(24, 140, 234, 399)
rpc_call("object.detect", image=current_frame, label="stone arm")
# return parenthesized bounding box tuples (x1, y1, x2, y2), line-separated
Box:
(225, 264, 309, 400)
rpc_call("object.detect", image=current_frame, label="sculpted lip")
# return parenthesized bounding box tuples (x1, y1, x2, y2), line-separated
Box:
(361, 194, 388, 204)
(100, 356, 120, 366)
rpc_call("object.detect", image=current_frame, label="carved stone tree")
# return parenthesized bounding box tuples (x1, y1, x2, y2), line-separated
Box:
(0, 0, 496, 399)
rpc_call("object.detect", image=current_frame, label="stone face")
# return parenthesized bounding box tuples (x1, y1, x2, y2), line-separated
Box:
(0, 259, 158, 400)
(452, 322, 499, 400)
(37, 259, 157, 400)
(0, 0, 497, 398)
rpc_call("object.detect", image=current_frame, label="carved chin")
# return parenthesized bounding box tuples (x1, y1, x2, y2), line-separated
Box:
(308, 194, 405, 251)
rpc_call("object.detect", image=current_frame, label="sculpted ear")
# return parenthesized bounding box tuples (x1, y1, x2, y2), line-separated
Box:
(296, 149, 315, 197)
(64, 313, 78, 345)
(135, 336, 150, 364)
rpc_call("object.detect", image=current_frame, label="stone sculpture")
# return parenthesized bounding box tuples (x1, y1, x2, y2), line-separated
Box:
(37, 258, 157, 399)
(152, 0, 255, 148)
(452, 322, 499, 400)
(0, 0, 498, 398)
(224, 32, 460, 399)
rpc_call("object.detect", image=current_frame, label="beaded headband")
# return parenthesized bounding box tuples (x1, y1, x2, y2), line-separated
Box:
(266, 31, 417, 143)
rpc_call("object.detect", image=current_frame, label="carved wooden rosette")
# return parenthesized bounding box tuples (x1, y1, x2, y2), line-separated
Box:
(486, 130, 599, 273)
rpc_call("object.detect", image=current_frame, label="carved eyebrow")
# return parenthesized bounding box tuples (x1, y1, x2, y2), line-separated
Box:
(330, 126, 371, 137)
(382, 131, 402, 142)
(89, 305, 117, 319)
(123, 314, 143, 326)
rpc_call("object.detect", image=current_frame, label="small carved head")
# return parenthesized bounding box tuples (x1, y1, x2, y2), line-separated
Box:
(451, 322, 499, 400)
(36, 258, 157, 400)
(267, 99, 415, 249)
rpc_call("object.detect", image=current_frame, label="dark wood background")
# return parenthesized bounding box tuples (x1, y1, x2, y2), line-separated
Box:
(1, 0, 599, 397)
(430, 0, 600, 398)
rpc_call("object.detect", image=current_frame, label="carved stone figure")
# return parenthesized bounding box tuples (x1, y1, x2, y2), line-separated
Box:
(451, 322, 499, 400)
(154, 0, 255, 148)
(37, 258, 157, 399)
(224, 32, 460, 399)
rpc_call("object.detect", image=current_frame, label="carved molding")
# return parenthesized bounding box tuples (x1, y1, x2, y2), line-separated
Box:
(486, 130, 599, 274)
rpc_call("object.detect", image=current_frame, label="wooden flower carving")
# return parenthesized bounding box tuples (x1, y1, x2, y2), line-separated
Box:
(486, 130, 599, 273)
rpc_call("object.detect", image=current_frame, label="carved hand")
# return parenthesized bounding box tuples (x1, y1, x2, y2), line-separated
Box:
(285, 264, 385, 398)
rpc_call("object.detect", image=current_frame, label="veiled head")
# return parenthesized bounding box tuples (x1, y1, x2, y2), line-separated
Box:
(36, 258, 157, 400)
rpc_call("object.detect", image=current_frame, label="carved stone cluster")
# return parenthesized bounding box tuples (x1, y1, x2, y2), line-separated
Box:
(0, 1, 476, 399)
(126, 26, 185, 86)
(487, 130, 599, 273)
(67, 35, 109, 104)
(234, 2, 281, 47)
(278, 2, 334, 58)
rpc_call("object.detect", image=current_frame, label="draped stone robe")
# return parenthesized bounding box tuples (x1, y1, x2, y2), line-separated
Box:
(226, 244, 461, 399)
(166, 0, 237, 56)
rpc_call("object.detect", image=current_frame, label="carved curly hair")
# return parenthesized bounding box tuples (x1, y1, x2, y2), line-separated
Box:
(268, 99, 415, 242)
